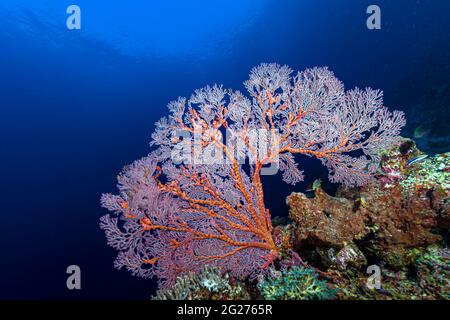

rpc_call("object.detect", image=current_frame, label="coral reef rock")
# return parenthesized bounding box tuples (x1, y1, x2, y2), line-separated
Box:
(288, 138, 449, 270)
(287, 189, 366, 248)
(331, 245, 450, 300)
(330, 244, 367, 271)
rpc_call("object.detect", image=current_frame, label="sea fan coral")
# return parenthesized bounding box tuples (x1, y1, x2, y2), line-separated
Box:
(100, 63, 405, 289)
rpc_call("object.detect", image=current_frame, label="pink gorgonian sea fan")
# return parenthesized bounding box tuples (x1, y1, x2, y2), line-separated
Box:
(100, 63, 405, 289)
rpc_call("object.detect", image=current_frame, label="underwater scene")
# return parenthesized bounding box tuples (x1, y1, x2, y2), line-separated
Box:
(1, 0, 449, 304)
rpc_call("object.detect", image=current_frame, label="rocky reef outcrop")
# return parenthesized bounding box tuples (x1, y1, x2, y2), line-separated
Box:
(288, 138, 449, 272)
(284, 138, 449, 299)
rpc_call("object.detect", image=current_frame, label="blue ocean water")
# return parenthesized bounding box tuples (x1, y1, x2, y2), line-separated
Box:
(0, 0, 449, 299)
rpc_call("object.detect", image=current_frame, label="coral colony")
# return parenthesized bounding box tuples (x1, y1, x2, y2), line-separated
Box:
(100, 63, 406, 293)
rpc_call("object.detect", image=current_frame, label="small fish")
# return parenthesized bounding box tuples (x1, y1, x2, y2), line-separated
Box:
(312, 178, 322, 191)
(407, 154, 428, 167)
(306, 178, 322, 192)
(359, 194, 366, 208)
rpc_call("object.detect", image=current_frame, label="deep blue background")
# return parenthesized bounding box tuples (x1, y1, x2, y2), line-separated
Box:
(0, 0, 449, 299)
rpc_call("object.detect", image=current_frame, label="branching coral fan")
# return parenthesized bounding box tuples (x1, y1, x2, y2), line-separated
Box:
(100, 63, 406, 288)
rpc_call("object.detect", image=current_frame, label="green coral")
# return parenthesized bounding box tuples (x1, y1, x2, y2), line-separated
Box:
(152, 266, 250, 300)
(415, 246, 450, 299)
(259, 266, 337, 300)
